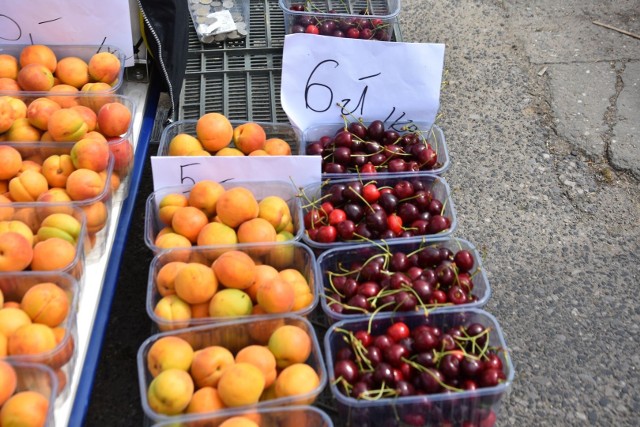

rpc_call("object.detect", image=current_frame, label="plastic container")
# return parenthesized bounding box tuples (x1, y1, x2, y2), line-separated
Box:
(317, 238, 491, 323)
(1, 272, 79, 403)
(0, 93, 137, 203)
(279, 0, 401, 40)
(0, 361, 58, 426)
(157, 119, 301, 156)
(146, 242, 320, 331)
(187, 0, 250, 43)
(0, 202, 87, 281)
(0, 44, 126, 94)
(299, 174, 457, 251)
(144, 180, 303, 255)
(137, 315, 328, 423)
(151, 405, 334, 427)
(301, 122, 449, 178)
(324, 309, 514, 427)
(0, 140, 115, 262)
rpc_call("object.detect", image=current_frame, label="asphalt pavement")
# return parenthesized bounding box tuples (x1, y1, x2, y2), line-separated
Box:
(86, 1, 640, 426)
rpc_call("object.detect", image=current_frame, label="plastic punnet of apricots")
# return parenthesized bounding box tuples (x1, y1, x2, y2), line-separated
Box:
(0, 360, 57, 427)
(0, 92, 137, 203)
(0, 201, 89, 279)
(144, 180, 303, 255)
(0, 271, 79, 401)
(146, 242, 319, 331)
(0, 44, 125, 95)
(157, 118, 300, 157)
(149, 405, 335, 427)
(137, 315, 327, 422)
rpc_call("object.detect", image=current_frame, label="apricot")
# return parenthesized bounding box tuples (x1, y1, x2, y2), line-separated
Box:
(31, 237, 77, 271)
(0, 146, 22, 180)
(0, 308, 32, 340)
(0, 54, 18, 79)
(233, 122, 267, 155)
(190, 345, 235, 389)
(219, 417, 260, 427)
(188, 180, 225, 218)
(70, 137, 110, 172)
(248, 149, 269, 156)
(216, 147, 244, 156)
(36, 189, 73, 215)
(147, 369, 194, 415)
(258, 196, 292, 233)
(47, 84, 80, 108)
(0, 77, 20, 92)
(147, 336, 194, 377)
(20, 45, 57, 72)
(26, 98, 61, 131)
(2, 97, 28, 121)
(235, 345, 277, 388)
(0, 220, 34, 246)
(55, 57, 90, 88)
(216, 187, 259, 228)
(237, 217, 277, 246)
(0, 360, 17, 406)
(190, 302, 210, 319)
(196, 112, 233, 152)
(8, 170, 47, 202)
(245, 264, 279, 303)
(0, 98, 14, 134)
(88, 52, 121, 84)
(174, 262, 218, 305)
(247, 307, 285, 344)
(70, 105, 97, 131)
(50, 326, 74, 369)
(195, 222, 238, 249)
(217, 362, 265, 407)
(155, 232, 192, 251)
(12, 208, 39, 233)
(96, 102, 131, 137)
(107, 137, 133, 175)
(7, 323, 57, 356)
(168, 133, 203, 156)
(0, 232, 33, 271)
(16, 63, 54, 91)
(171, 206, 209, 244)
(208, 288, 253, 318)
(47, 108, 88, 142)
(37, 213, 82, 243)
(264, 137, 292, 155)
(274, 363, 320, 404)
(256, 277, 295, 314)
(0, 333, 6, 357)
(65, 168, 104, 200)
(267, 324, 311, 369)
(186, 386, 225, 414)
(156, 261, 187, 297)
(264, 233, 295, 269)
(79, 82, 114, 111)
(0, 390, 49, 427)
(20, 282, 69, 328)
(80, 201, 108, 234)
(153, 294, 191, 331)
(5, 119, 42, 149)
(211, 251, 256, 290)
(158, 193, 189, 225)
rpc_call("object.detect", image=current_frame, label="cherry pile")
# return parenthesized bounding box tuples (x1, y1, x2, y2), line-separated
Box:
(325, 245, 479, 316)
(306, 120, 441, 174)
(332, 320, 506, 425)
(288, 3, 392, 40)
(302, 178, 451, 244)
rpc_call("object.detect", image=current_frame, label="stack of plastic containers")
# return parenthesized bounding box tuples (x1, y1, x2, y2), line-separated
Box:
(0, 42, 135, 425)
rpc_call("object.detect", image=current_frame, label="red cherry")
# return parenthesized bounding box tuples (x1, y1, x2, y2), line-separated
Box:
(361, 162, 377, 173)
(362, 183, 380, 203)
(305, 24, 320, 34)
(371, 18, 383, 27)
(306, 228, 319, 241)
(355, 330, 372, 347)
(328, 208, 347, 225)
(386, 214, 403, 235)
(320, 201, 334, 216)
(316, 225, 337, 243)
(387, 322, 410, 342)
(346, 27, 360, 38)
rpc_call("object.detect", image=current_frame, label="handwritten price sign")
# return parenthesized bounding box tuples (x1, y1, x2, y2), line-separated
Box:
(281, 34, 445, 132)
(0, 0, 134, 66)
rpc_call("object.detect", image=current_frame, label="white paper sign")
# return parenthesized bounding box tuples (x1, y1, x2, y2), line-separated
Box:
(281, 34, 445, 131)
(0, 0, 134, 66)
(151, 156, 322, 192)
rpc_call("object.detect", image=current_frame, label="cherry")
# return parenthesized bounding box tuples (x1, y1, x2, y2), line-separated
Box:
(461, 357, 483, 378)
(484, 352, 503, 371)
(342, 278, 358, 298)
(373, 362, 395, 385)
(427, 215, 451, 234)
(454, 250, 475, 272)
(366, 346, 383, 365)
(387, 158, 408, 173)
(324, 162, 346, 173)
(336, 347, 354, 361)
(367, 120, 385, 140)
(382, 130, 401, 145)
(411, 279, 434, 301)
(333, 146, 352, 164)
(389, 272, 411, 289)
(344, 203, 365, 222)
(447, 285, 468, 305)
(343, 182, 363, 200)
(415, 351, 437, 368)
(428, 199, 444, 215)
(417, 368, 443, 393)
(328, 183, 346, 204)
(387, 322, 410, 341)
(355, 223, 373, 239)
(390, 252, 409, 272)
(351, 381, 370, 398)
(346, 27, 360, 38)
(479, 368, 503, 387)
(365, 209, 388, 233)
(360, 261, 382, 280)
(386, 214, 403, 235)
(304, 208, 323, 229)
(394, 291, 418, 311)
(291, 24, 306, 33)
(289, 3, 305, 11)
(361, 162, 376, 173)
(357, 281, 381, 298)
(328, 208, 347, 225)
(413, 329, 438, 352)
(407, 266, 423, 281)
(336, 219, 356, 240)
(395, 380, 415, 397)
(334, 130, 353, 148)
(398, 202, 419, 223)
(430, 289, 448, 304)
(394, 180, 414, 199)
(364, 140, 382, 153)
(346, 294, 369, 312)
(320, 20, 337, 35)
(378, 192, 398, 213)
(439, 354, 461, 379)
(348, 122, 368, 139)
(332, 29, 345, 38)
(373, 334, 393, 351)
(334, 359, 359, 383)
(316, 225, 337, 243)
(362, 183, 380, 203)
(354, 330, 372, 347)
(384, 344, 409, 367)
(305, 24, 319, 34)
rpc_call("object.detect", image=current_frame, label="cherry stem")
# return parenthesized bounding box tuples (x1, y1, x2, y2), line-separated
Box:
(401, 357, 464, 393)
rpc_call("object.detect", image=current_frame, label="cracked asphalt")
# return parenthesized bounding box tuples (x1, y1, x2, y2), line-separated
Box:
(87, 1, 639, 426)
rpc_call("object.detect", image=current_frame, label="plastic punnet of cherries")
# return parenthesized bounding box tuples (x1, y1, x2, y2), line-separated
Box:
(288, 3, 393, 40)
(306, 120, 442, 175)
(301, 178, 452, 244)
(325, 244, 480, 316)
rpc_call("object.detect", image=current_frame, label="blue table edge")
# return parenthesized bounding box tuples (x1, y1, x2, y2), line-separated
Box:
(68, 78, 161, 427)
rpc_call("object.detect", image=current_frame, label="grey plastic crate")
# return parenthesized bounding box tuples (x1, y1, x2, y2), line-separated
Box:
(179, 0, 401, 123)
